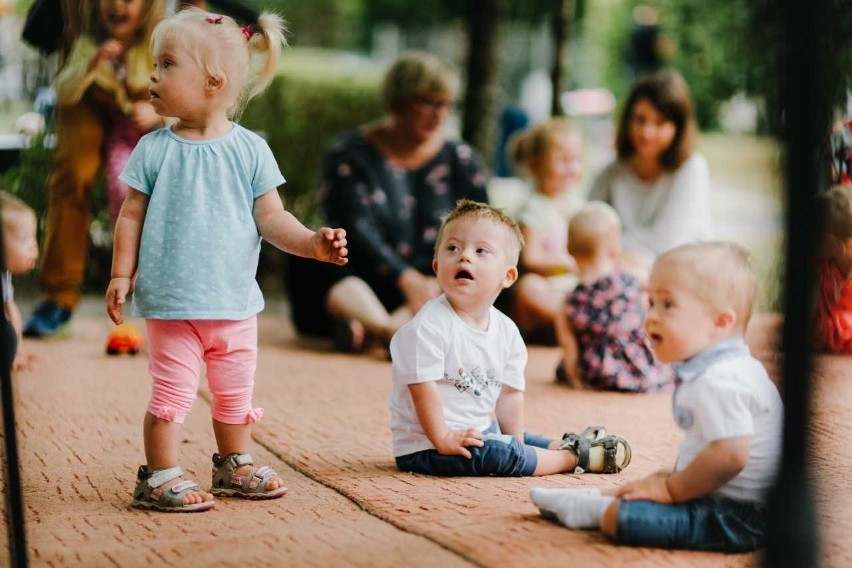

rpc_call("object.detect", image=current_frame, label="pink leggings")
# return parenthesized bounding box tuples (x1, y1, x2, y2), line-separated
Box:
(145, 318, 262, 425)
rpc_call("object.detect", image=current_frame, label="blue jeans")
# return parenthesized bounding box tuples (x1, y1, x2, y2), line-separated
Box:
(617, 495, 767, 552)
(395, 422, 553, 477)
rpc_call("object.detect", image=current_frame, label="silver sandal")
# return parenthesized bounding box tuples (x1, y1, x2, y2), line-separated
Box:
(131, 465, 214, 512)
(210, 453, 288, 499)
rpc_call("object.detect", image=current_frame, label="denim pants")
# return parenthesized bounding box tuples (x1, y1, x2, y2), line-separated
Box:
(395, 422, 553, 477)
(617, 494, 768, 552)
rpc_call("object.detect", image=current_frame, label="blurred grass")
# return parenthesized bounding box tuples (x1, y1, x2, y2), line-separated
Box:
(699, 132, 784, 198)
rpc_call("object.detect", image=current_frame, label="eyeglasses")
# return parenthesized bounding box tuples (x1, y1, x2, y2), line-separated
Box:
(412, 96, 455, 113)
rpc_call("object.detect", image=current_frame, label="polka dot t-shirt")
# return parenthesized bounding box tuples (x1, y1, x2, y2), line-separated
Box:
(119, 124, 285, 319)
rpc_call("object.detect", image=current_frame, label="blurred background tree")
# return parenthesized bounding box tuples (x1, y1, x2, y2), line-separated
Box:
(2, 0, 850, 301)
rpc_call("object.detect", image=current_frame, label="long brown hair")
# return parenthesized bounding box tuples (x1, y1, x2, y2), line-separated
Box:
(615, 70, 696, 170)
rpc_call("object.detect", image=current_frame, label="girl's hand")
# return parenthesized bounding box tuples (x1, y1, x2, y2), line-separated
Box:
(127, 101, 162, 131)
(312, 227, 348, 265)
(90, 39, 124, 72)
(106, 277, 133, 325)
(434, 428, 484, 459)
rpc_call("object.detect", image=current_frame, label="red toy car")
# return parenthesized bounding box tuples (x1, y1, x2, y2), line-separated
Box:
(106, 324, 143, 355)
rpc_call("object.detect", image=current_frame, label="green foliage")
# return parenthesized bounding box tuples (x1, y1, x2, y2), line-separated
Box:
(240, 48, 385, 226)
(240, 0, 364, 48)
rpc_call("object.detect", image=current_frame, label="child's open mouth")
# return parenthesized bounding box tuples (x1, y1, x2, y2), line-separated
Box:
(149, 89, 159, 99)
(454, 269, 473, 280)
(107, 14, 129, 26)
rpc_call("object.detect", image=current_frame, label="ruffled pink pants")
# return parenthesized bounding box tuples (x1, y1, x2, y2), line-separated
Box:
(145, 317, 263, 425)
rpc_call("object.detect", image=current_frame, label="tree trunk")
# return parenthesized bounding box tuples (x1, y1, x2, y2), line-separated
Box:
(550, 0, 574, 117)
(461, 0, 505, 167)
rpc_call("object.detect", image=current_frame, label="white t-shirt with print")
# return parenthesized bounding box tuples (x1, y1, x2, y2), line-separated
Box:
(674, 353, 784, 503)
(389, 295, 527, 457)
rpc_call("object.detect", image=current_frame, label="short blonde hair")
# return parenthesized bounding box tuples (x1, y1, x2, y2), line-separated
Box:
(567, 201, 621, 259)
(151, 8, 287, 118)
(435, 199, 525, 265)
(382, 51, 459, 113)
(654, 241, 757, 332)
(508, 117, 580, 169)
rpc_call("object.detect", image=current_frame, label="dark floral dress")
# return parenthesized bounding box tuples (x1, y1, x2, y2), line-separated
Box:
(320, 131, 489, 311)
(563, 271, 672, 392)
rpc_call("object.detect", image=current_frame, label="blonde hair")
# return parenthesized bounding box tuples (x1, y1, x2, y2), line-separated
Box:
(654, 241, 757, 332)
(382, 51, 459, 113)
(435, 199, 525, 265)
(151, 8, 287, 118)
(508, 117, 580, 170)
(0, 192, 36, 237)
(818, 185, 852, 242)
(567, 201, 621, 259)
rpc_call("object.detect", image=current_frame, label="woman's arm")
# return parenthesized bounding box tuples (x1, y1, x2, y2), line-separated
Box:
(322, 143, 411, 280)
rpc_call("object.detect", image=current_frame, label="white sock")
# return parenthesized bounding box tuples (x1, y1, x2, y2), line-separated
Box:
(554, 494, 614, 529)
(529, 487, 602, 520)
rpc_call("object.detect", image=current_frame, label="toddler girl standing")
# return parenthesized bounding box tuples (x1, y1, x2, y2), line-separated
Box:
(554, 202, 671, 392)
(508, 118, 583, 342)
(25, 0, 166, 338)
(106, 8, 348, 512)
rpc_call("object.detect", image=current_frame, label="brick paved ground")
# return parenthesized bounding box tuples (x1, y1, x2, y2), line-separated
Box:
(0, 303, 848, 567)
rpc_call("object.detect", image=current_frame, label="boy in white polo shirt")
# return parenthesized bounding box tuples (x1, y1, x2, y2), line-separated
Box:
(390, 199, 632, 477)
(530, 241, 783, 551)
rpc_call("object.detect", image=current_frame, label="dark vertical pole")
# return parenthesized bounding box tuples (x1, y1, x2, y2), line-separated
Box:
(764, 0, 831, 565)
(549, 0, 573, 117)
(0, 202, 29, 567)
(462, 0, 505, 165)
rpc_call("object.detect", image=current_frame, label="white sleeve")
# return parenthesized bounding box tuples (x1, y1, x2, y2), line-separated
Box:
(390, 318, 447, 385)
(693, 373, 754, 441)
(623, 154, 713, 255)
(500, 319, 528, 391)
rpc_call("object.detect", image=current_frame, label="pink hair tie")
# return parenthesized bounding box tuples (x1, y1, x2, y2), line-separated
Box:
(205, 14, 224, 24)
(241, 26, 252, 41)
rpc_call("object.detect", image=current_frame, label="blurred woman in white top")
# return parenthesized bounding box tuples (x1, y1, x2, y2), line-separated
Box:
(588, 69, 712, 284)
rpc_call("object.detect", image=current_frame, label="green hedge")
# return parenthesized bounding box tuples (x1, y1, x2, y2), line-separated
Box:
(241, 49, 385, 227)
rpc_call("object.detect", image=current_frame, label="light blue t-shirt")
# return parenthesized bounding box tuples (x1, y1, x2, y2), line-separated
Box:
(119, 124, 286, 319)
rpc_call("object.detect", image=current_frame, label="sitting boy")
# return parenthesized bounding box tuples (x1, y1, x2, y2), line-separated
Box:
(390, 199, 631, 477)
(530, 241, 783, 552)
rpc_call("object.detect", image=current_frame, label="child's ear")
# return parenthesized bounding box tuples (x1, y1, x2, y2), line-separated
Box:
(714, 308, 737, 334)
(502, 265, 519, 289)
(432, 259, 439, 275)
(206, 73, 226, 94)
